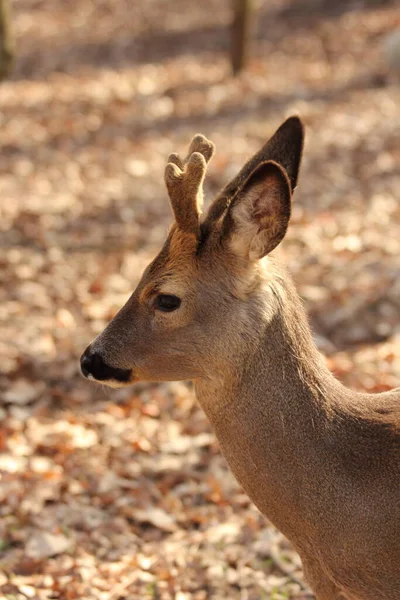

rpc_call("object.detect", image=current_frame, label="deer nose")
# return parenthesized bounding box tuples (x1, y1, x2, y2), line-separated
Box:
(80, 351, 93, 378)
(80, 347, 131, 383)
(80, 349, 108, 379)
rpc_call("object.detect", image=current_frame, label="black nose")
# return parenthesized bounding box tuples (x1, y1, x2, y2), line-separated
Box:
(80, 347, 131, 382)
(80, 351, 93, 378)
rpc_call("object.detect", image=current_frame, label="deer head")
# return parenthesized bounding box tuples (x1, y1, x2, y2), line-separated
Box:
(80, 117, 304, 387)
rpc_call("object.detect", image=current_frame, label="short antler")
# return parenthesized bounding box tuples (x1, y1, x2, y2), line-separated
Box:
(165, 134, 215, 236)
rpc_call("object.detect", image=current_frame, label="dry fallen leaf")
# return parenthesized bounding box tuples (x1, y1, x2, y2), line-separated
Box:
(135, 508, 177, 532)
(25, 532, 73, 560)
(3, 380, 46, 405)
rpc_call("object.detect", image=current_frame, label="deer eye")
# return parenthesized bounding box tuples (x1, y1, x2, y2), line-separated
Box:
(154, 294, 181, 312)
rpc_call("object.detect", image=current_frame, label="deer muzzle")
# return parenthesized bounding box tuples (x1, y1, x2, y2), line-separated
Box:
(80, 344, 132, 385)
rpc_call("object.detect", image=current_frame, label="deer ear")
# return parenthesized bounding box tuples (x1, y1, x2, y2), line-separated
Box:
(225, 160, 291, 261)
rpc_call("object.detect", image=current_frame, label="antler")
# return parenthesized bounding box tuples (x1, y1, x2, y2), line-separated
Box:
(165, 134, 215, 236)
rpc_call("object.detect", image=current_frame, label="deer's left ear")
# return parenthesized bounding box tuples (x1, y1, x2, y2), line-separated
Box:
(224, 160, 292, 261)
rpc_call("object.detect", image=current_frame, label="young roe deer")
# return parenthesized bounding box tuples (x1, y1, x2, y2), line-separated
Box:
(81, 117, 400, 600)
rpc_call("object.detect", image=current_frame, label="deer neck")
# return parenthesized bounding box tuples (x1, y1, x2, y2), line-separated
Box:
(194, 260, 348, 544)
(196, 259, 342, 419)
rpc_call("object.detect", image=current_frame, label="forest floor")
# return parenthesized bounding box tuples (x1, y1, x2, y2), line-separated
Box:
(1, 0, 400, 598)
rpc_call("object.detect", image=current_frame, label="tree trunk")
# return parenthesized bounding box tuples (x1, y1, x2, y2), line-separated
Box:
(0, 0, 14, 81)
(231, 0, 252, 75)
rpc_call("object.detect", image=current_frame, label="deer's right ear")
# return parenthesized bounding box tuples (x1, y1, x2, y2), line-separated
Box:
(224, 160, 292, 261)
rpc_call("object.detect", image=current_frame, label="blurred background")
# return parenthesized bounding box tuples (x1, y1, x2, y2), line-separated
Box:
(0, 0, 399, 598)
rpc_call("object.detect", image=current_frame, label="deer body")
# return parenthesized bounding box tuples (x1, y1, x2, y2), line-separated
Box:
(196, 266, 400, 599)
(81, 118, 400, 600)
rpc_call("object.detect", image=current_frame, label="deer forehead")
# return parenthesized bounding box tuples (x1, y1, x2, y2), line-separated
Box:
(138, 227, 201, 300)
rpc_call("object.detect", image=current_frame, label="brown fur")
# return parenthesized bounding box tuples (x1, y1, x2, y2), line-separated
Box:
(83, 117, 400, 600)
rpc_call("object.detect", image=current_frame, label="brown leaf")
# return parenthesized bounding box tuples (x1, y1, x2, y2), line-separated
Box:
(26, 532, 73, 560)
(135, 508, 177, 532)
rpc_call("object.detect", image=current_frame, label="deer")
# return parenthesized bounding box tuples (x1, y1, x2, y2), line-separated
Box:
(80, 117, 400, 600)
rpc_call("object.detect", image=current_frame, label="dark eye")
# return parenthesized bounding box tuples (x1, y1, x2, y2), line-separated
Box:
(154, 294, 181, 312)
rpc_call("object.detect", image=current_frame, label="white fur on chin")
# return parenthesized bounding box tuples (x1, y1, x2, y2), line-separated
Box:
(92, 377, 135, 389)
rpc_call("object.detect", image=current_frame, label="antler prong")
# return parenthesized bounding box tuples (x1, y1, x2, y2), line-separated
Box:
(167, 153, 184, 170)
(165, 134, 215, 236)
(188, 134, 215, 163)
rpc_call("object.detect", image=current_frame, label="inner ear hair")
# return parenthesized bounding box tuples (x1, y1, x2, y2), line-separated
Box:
(227, 160, 292, 260)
